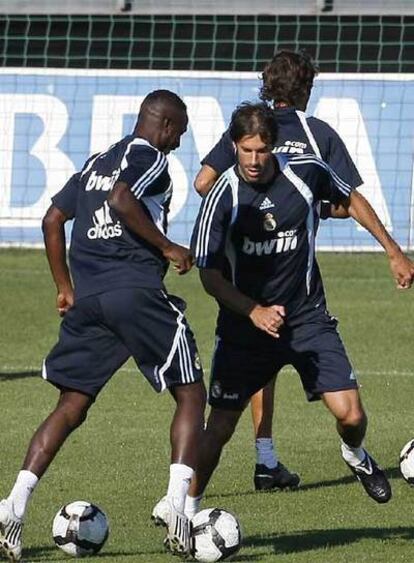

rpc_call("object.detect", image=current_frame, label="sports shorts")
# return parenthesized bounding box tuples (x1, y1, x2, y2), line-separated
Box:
(43, 288, 203, 398)
(209, 309, 357, 410)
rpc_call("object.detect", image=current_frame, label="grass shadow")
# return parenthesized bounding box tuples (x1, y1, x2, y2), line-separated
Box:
(23, 545, 166, 561)
(0, 371, 41, 381)
(207, 465, 403, 500)
(244, 526, 414, 555)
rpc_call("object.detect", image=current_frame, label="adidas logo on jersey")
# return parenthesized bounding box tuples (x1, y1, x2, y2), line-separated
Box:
(87, 201, 123, 240)
(259, 197, 274, 211)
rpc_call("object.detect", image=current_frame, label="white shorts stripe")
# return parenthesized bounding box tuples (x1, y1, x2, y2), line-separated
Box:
(158, 292, 195, 386)
(180, 330, 195, 383)
(157, 292, 186, 391)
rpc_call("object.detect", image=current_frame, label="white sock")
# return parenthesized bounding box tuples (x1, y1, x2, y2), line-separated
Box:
(166, 463, 194, 513)
(8, 470, 39, 520)
(184, 494, 203, 520)
(255, 438, 278, 469)
(341, 440, 366, 467)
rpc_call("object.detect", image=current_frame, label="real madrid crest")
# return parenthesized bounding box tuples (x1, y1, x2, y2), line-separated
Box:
(210, 381, 222, 399)
(263, 212, 277, 232)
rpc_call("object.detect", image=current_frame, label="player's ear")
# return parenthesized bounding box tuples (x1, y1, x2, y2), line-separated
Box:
(162, 116, 172, 132)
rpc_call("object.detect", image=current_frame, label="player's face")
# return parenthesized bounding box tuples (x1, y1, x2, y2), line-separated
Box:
(163, 110, 188, 154)
(235, 134, 274, 183)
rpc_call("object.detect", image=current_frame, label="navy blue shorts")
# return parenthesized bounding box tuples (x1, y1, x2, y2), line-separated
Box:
(43, 288, 203, 398)
(209, 310, 357, 410)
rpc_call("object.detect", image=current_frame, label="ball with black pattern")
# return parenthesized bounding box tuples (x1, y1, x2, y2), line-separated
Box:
(190, 508, 242, 562)
(400, 439, 414, 485)
(52, 500, 109, 557)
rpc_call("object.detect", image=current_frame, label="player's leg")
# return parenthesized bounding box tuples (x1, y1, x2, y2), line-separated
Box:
(23, 389, 93, 478)
(0, 296, 129, 562)
(185, 335, 283, 518)
(0, 389, 93, 563)
(169, 382, 206, 469)
(108, 289, 205, 555)
(152, 382, 206, 555)
(292, 310, 391, 504)
(250, 378, 300, 491)
(185, 408, 243, 519)
(322, 389, 391, 503)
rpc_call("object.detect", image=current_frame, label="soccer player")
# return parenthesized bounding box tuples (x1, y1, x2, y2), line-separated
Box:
(193, 50, 414, 492)
(0, 90, 206, 562)
(185, 101, 409, 518)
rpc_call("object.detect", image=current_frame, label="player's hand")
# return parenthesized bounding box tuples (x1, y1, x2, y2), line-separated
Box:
(163, 242, 194, 275)
(56, 289, 74, 316)
(388, 252, 414, 289)
(249, 304, 286, 338)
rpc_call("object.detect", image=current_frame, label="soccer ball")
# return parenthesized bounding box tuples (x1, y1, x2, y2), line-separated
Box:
(52, 500, 109, 557)
(400, 439, 414, 484)
(190, 508, 242, 562)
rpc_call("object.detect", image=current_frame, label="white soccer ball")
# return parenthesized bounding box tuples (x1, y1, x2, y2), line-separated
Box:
(190, 508, 242, 562)
(52, 500, 109, 557)
(400, 439, 414, 484)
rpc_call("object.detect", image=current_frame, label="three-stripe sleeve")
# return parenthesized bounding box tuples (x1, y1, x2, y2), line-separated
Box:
(287, 154, 354, 203)
(117, 142, 168, 200)
(190, 176, 233, 269)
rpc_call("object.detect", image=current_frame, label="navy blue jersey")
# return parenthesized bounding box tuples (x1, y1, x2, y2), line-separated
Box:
(191, 153, 354, 327)
(202, 107, 363, 189)
(52, 136, 172, 300)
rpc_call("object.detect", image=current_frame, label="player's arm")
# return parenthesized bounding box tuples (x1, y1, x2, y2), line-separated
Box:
(314, 120, 363, 220)
(318, 159, 414, 289)
(42, 172, 82, 315)
(200, 269, 285, 338)
(194, 164, 219, 197)
(108, 182, 192, 275)
(109, 146, 192, 274)
(191, 182, 284, 336)
(339, 190, 414, 289)
(194, 130, 235, 197)
(320, 201, 349, 219)
(42, 205, 74, 316)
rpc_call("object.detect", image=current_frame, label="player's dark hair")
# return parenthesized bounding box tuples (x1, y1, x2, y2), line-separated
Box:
(259, 50, 318, 110)
(229, 102, 278, 147)
(140, 89, 187, 113)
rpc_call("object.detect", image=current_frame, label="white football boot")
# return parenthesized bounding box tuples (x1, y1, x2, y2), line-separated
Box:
(0, 499, 22, 562)
(152, 496, 189, 557)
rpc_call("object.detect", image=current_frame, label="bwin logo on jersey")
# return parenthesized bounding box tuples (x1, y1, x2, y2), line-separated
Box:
(85, 169, 120, 192)
(242, 232, 298, 256)
(87, 201, 122, 240)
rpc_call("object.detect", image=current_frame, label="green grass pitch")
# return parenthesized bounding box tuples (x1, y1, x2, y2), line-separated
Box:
(0, 248, 413, 562)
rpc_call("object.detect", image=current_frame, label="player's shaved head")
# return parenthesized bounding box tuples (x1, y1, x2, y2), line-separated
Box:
(138, 89, 187, 123)
(135, 89, 188, 154)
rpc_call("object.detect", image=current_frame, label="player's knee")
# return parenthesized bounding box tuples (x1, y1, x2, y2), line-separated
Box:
(63, 404, 89, 429)
(174, 382, 207, 414)
(207, 414, 238, 445)
(338, 406, 366, 429)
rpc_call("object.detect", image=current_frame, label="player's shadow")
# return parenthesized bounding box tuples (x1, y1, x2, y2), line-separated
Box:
(298, 464, 402, 492)
(0, 370, 40, 381)
(23, 545, 166, 561)
(244, 526, 414, 556)
(207, 465, 402, 500)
